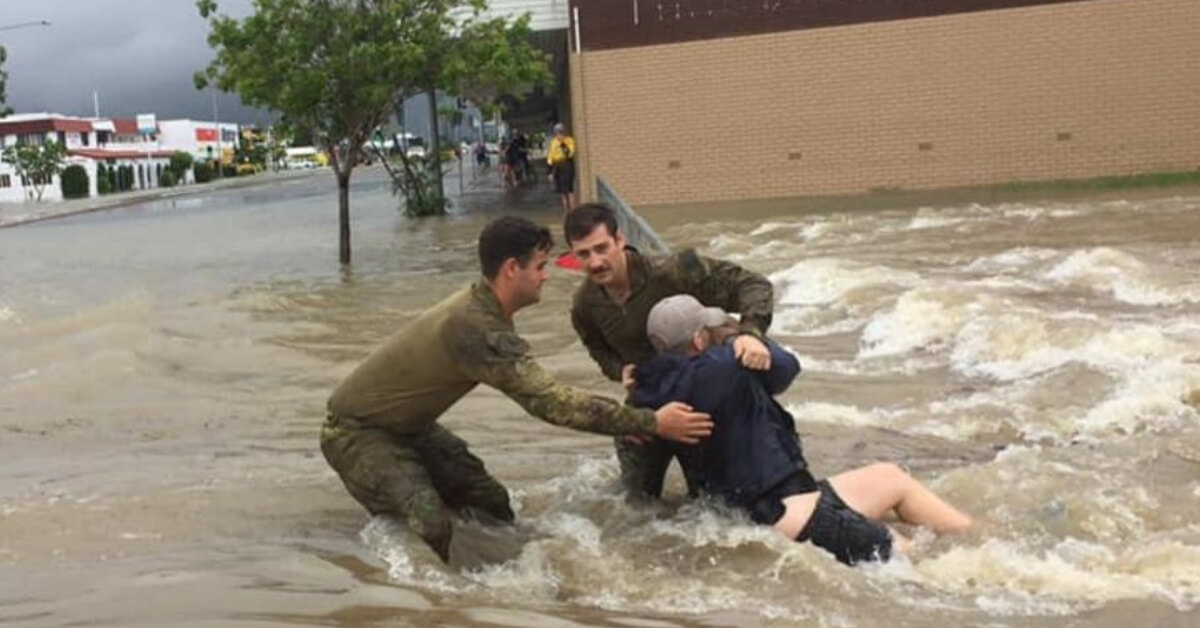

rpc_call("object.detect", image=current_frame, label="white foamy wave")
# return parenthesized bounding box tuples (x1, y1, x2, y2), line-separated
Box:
(801, 221, 833, 241)
(1075, 362, 1200, 437)
(1043, 248, 1200, 305)
(749, 221, 801, 237)
(705, 233, 752, 256)
(771, 306, 866, 337)
(951, 316, 1183, 382)
(964, 276, 1049, 293)
(906, 208, 969, 231)
(858, 286, 978, 358)
(915, 537, 1200, 613)
(964, 247, 1060, 274)
(358, 517, 465, 593)
(787, 401, 887, 428)
(0, 306, 20, 324)
(770, 258, 920, 306)
(999, 203, 1053, 221)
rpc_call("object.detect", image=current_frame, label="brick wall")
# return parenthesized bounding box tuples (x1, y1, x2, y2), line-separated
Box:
(569, 0, 1200, 206)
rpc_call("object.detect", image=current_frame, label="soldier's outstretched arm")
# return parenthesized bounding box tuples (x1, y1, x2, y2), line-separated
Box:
(452, 326, 710, 440)
(476, 346, 714, 442)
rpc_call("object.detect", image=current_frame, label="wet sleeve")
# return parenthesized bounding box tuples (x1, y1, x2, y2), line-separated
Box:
(451, 323, 655, 436)
(571, 303, 625, 382)
(758, 338, 802, 395)
(672, 250, 775, 335)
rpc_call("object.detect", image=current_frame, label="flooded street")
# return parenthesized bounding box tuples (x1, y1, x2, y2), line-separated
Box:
(3, 169, 1200, 627)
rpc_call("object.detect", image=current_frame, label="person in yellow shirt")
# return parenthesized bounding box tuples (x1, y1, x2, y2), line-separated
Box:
(547, 123, 576, 212)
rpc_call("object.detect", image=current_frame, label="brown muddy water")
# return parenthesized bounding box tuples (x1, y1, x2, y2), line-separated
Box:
(2, 169, 1200, 627)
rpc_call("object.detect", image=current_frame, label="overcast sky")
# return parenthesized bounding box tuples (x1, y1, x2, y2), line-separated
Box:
(0, 0, 269, 123)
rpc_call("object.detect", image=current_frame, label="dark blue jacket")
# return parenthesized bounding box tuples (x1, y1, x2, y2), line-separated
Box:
(630, 338, 806, 509)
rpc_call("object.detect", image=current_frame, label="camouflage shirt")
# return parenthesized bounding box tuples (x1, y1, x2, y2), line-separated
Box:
(327, 282, 656, 436)
(571, 249, 774, 382)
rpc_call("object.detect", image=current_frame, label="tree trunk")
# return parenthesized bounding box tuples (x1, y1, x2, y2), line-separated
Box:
(426, 90, 444, 207)
(337, 167, 351, 265)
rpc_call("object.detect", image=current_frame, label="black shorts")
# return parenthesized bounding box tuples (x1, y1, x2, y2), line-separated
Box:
(552, 161, 575, 194)
(798, 480, 893, 565)
(749, 474, 892, 566)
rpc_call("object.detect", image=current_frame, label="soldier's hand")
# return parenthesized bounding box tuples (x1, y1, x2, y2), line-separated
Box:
(621, 363, 637, 391)
(733, 334, 771, 371)
(653, 401, 713, 444)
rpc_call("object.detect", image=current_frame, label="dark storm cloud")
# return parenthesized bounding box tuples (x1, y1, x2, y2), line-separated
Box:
(1, 0, 268, 123)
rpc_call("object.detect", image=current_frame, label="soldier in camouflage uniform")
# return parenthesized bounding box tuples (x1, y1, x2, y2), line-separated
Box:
(564, 203, 775, 500)
(321, 216, 713, 561)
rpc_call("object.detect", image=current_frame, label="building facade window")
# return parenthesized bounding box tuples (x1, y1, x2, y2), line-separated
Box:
(0, 174, 11, 188)
(18, 133, 45, 146)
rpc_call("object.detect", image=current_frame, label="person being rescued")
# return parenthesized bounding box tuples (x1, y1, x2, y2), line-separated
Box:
(630, 294, 974, 565)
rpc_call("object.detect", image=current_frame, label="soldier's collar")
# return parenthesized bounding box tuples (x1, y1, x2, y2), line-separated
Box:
(624, 247, 650, 294)
(470, 281, 507, 320)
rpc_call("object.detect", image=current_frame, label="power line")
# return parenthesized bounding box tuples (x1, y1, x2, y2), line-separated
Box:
(0, 21, 52, 33)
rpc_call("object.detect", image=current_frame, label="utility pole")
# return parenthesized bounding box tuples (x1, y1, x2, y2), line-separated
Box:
(212, 86, 221, 179)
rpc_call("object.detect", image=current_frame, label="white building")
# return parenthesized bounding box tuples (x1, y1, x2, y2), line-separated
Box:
(0, 113, 173, 203)
(158, 119, 239, 165)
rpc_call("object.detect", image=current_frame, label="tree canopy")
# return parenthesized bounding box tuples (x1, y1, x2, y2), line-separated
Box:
(196, 0, 550, 263)
(2, 142, 68, 202)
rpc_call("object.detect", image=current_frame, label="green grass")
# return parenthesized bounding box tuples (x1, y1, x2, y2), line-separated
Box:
(993, 170, 1200, 193)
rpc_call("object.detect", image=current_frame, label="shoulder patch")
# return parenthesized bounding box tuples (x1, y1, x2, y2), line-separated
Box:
(676, 248, 709, 279)
(485, 330, 530, 358)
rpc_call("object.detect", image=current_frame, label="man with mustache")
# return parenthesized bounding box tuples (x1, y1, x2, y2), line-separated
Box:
(565, 203, 774, 500)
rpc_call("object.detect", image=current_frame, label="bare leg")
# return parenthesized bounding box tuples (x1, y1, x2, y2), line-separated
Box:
(771, 492, 820, 539)
(826, 462, 973, 533)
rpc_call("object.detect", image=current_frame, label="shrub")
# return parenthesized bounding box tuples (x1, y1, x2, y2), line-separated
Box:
(221, 164, 238, 178)
(168, 151, 194, 179)
(193, 162, 213, 183)
(60, 164, 89, 199)
(96, 164, 110, 195)
(160, 170, 177, 188)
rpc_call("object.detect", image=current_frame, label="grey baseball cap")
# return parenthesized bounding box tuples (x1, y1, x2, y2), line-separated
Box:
(647, 294, 729, 352)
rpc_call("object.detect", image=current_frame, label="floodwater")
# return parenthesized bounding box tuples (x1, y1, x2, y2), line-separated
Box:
(2, 168, 1200, 627)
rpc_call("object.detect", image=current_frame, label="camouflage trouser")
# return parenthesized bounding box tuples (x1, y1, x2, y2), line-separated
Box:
(320, 415, 514, 561)
(614, 436, 688, 500)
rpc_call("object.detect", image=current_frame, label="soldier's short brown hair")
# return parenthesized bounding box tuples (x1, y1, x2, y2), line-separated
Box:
(478, 216, 553, 279)
(564, 203, 619, 244)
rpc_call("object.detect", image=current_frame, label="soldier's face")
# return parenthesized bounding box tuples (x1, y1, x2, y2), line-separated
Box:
(570, 225, 627, 287)
(513, 249, 551, 307)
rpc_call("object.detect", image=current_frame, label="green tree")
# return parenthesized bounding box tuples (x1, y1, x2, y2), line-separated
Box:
(0, 46, 11, 118)
(196, 0, 549, 263)
(1, 142, 67, 201)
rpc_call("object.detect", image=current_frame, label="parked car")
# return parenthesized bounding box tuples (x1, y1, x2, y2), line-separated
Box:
(405, 137, 427, 160)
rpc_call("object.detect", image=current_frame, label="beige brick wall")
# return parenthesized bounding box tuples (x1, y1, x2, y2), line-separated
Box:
(570, 0, 1200, 206)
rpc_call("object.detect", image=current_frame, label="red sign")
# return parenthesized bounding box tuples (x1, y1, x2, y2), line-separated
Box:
(195, 128, 218, 142)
